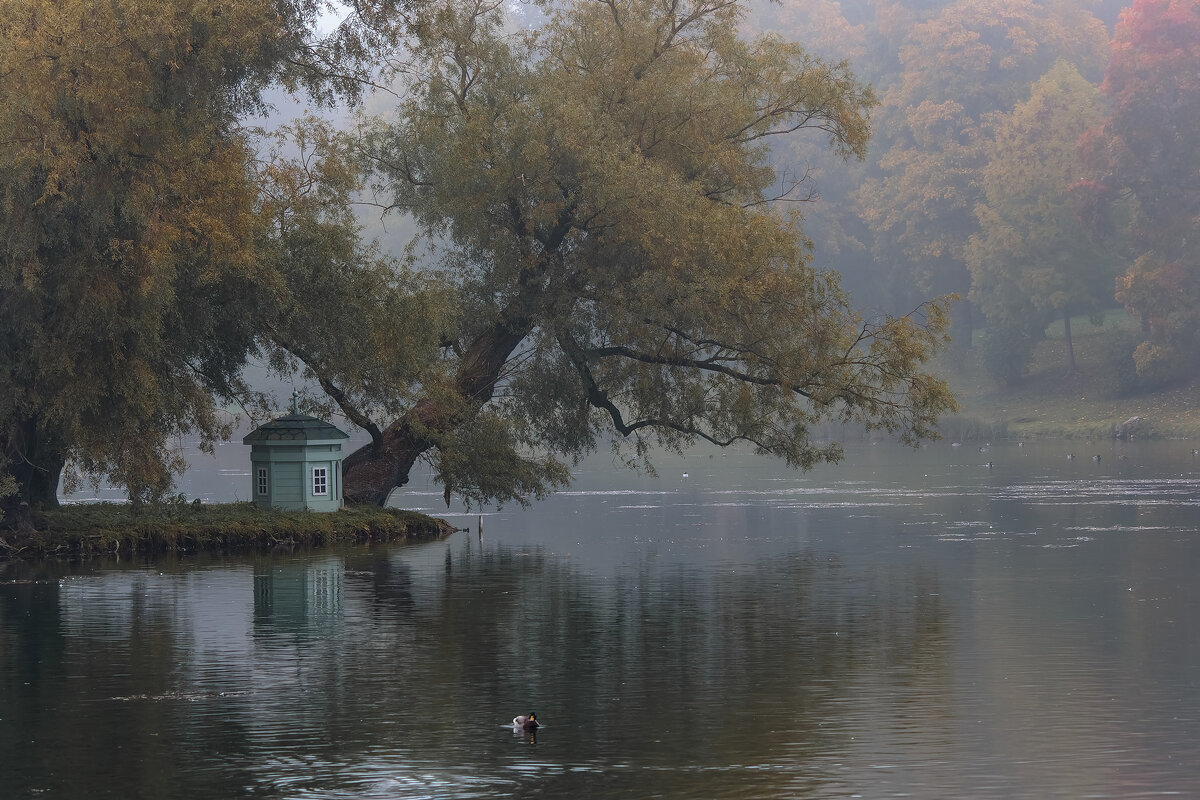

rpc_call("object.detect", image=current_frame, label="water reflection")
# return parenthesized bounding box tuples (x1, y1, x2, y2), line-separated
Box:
(2, 440, 1198, 798)
(0, 540, 950, 799)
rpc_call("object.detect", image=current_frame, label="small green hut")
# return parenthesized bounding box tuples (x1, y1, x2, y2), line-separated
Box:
(243, 398, 350, 512)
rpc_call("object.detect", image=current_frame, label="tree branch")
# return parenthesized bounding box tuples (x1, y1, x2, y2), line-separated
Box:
(559, 330, 776, 446)
(586, 343, 816, 399)
(270, 335, 384, 450)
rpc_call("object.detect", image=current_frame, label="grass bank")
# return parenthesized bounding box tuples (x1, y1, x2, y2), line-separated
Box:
(937, 310, 1200, 441)
(1, 502, 456, 560)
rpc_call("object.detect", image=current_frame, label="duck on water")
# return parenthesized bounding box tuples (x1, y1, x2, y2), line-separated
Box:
(513, 712, 539, 730)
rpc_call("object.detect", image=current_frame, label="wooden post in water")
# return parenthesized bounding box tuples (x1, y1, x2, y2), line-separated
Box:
(478, 514, 483, 539)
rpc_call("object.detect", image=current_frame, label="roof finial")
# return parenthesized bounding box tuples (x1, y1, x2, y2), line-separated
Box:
(291, 388, 299, 416)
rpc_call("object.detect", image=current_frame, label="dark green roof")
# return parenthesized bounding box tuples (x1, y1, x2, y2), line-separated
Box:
(242, 413, 350, 444)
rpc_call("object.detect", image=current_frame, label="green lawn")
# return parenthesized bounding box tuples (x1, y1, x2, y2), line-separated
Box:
(935, 310, 1200, 440)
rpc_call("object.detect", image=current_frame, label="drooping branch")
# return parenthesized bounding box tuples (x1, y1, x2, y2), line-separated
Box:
(316, 375, 385, 450)
(269, 335, 385, 449)
(557, 330, 763, 447)
(585, 342, 817, 399)
(567, 302, 953, 431)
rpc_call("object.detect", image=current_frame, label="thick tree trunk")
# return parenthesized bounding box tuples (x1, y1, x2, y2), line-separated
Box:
(340, 406, 443, 506)
(1062, 307, 1077, 377)
(3, 417, 64, 508)
(342, 306, 537, 506)
(2, 416, 65, 534)
(340, 198, 579, 506)
(16, 457, 62, 508)
(950, 296, 974, 355)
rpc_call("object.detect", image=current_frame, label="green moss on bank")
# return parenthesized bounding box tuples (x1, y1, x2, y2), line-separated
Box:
(2, 503, 456, 559)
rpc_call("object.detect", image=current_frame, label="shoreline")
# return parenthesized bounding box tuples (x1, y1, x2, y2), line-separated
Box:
(0, 502, 456, 561)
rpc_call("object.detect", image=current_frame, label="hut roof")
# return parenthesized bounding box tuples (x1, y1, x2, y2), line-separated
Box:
(242, 413, 350, 444)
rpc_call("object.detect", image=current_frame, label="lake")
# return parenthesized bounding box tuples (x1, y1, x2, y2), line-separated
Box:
(2, 439, 1198, 798)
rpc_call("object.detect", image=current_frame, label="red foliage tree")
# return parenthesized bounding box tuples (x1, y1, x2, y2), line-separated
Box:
(1093, 0, 1200, 372)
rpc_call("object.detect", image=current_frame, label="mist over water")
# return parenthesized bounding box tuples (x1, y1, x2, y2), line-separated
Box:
(6, 440, 1199, 798)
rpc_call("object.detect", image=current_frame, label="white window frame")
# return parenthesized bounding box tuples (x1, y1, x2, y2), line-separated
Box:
(312, 466, 328, 496)
(257, 467, 269, 496)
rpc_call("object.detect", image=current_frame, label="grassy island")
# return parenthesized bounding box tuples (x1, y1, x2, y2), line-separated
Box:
(0, 503, 456, 560)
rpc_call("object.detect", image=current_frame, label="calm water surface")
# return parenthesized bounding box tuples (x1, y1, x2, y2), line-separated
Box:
(2, 440, 1198, 799)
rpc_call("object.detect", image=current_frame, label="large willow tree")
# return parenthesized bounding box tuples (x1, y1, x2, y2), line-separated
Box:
(0, 0, 411, 524)
(328, 0, 957, 506)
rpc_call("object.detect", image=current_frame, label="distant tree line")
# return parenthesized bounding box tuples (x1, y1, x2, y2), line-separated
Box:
(744, 0, 1200, 386)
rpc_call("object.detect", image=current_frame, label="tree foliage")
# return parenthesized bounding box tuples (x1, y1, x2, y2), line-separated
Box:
(1085, 0, 1200, 376)
(0, 0, 374, 517)
(967, 62, 1115, 379)
(251, 116, 454, 443)
(854, 0, 1109, 344)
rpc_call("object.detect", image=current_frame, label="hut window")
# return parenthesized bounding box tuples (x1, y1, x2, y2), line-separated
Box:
(257, 467, 268, 496)
(312, 466, 328, 496)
